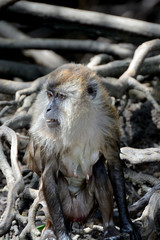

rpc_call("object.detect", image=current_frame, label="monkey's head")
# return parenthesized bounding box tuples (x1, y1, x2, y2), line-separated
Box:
(45, 63, 101, 124)
(31, 63, 115, 148)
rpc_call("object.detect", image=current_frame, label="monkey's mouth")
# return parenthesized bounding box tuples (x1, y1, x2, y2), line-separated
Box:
(46, 119, 60, 128)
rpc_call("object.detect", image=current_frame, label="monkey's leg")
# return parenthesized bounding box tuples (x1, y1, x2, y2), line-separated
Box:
(107, 155, 141, 240)
(42, 163, 71, 240)
(93, 159, 120, 240)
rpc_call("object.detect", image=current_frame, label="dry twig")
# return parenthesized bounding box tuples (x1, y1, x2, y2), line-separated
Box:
(0, 126, 24, 236)
(8, 1, 160, 43)
(118, 39, 160, 111)
(0, 79, 31, 95)
(0, 59, 51, 81)
(129, 182, 160, 216)
(95, 39, 160, 111)
(90, 54, 160, 78)
(124, 168, 159, 186)
(0, 0, 20, 9)
(120, 147, 160, 164)
(140, 190, 160, 239)
(3, 93, 35, 129)
(0, 21, 67, 68)
(19, 196, 41, 239)
(0, 37, 133, 59)
(15, 74, 48, 101)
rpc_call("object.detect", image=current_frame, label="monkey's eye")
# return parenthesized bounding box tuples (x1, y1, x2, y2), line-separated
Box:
(47, 91, 53, 98)
(87, 84, 97, 99)
(87, 87, 94, 95)
(55, 92, 67, 101)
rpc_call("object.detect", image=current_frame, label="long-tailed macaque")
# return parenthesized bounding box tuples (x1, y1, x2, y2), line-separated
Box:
(24, 64, 140, 240)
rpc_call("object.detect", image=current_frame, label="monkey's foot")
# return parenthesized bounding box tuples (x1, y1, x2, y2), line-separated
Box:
(104, 226, 120, 240)
(41, 221, 56, 240)
(121, 222, 141, 240)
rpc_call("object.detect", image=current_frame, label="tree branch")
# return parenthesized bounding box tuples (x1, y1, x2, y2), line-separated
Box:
(120, 147, 160, 164)
(0, 37, 133, 59)
(8, 1, 160, 43)
(0, 126, 24, 236)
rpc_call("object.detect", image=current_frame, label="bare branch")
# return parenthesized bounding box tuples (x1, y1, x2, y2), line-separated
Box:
(19, 196, 41, 239)
(124, 168, 159, 186)
(15, 74, 48, 101)
(90, 54, 160, 78)
(120, 147, 160, 164)
(140, 191, 160, 239)
(0, 142, 15, 187)
(0, 126, 24, 236)
(0, 79, 31, 95)
(120, 39, 160, 79)
(0, 60, 51, 81)
(118, 39, 160, 111)
(0, 0, 20, 9)
(95, 40, 160, 111)
(129, 182, 160, 216)
(8, 1, 160, 43)
(0, 37, 133, 59)
(0, 105, 12, 118)
(0, 21, 67, 68)
(3, 93, 36, 129)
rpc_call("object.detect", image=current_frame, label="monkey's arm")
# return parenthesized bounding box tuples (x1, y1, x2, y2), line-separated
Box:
(23, 139, 42, 176)
(104, 143, 141, 240)
(42, 162, 71, 240)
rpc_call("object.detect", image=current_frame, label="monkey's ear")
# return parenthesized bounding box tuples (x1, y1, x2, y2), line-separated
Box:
(87, 81, 97, 99)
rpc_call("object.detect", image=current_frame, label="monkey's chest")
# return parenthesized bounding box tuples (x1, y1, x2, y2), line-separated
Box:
(58, 146, 99, 221)
(65, 165, 86, 195)
(59, 145, 99, 180)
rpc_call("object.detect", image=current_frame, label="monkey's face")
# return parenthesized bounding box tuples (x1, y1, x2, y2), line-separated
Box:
(44, 90, 65, 129)
(43, 64, 102, 136)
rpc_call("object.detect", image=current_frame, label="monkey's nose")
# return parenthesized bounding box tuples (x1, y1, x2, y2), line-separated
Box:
(46, 107, 51, 112)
